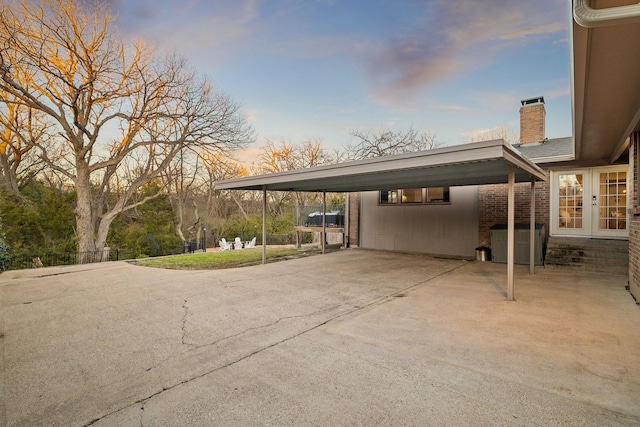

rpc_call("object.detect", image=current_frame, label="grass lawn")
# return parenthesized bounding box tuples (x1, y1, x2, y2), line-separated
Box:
(132, 247, 315, 270)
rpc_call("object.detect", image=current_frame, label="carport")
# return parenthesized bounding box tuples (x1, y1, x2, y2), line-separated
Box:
(216, 139, 547, 300)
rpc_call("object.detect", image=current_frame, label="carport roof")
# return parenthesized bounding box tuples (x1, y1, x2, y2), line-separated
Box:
(215, 139, 547, 192)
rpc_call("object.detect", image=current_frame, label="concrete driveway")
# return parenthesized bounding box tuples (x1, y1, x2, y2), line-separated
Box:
(1, 250, 639, 426)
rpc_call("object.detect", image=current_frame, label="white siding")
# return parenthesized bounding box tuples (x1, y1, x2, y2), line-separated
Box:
(360, 186, 479, 258)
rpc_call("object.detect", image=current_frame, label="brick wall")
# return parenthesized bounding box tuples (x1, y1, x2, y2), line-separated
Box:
(478, 181, 550, 247)
(629, 133, 640, 300)
(520, 103, 545, 144)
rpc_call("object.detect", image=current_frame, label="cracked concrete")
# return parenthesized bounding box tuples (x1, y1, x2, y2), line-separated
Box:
(180, 299, 191, 347)
(1, 249, 640, 426)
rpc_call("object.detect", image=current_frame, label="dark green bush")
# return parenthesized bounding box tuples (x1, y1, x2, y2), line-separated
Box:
(0, 237, 10, 272)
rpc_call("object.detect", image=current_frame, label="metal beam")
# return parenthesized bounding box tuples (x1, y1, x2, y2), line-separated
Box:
(344, 193, 350, 248)
(262, 188, 267, 265)
(530, 178, 536, 275)
(322, 191, 326, 254)
(507, 166, 515, 301)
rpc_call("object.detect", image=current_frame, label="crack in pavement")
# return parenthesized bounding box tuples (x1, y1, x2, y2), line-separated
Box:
(84, 310, 347, 426)
(190, 304, 342, 350)
(178, 298, 337, 351)
(83, 261, 467, 426)
(145, 303, 343, 373)
(181, 299, 190, 347)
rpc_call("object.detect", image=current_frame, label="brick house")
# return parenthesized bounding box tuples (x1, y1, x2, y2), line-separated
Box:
(218, 1, 640, 302)
(344, 97, 580, 258)
(345, 94, 631, 273)
(479, 98, 628, 274)
(347, 1, 640, 302)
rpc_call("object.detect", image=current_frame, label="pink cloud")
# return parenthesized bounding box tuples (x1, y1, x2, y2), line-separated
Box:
(365, 0, 566, 107)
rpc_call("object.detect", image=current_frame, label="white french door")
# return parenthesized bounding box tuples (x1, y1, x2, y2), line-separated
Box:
(592, 167, 628, 237)
(551, 166, 628, 238)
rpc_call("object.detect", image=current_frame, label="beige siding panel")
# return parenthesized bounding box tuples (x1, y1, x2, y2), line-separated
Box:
(360, 187, 479, 258)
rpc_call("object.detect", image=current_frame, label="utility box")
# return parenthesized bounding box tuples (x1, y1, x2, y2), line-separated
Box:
(490, 223, 545, 266)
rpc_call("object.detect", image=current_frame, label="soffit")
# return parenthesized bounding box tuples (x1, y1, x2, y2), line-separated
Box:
(572, 0, 640, 162)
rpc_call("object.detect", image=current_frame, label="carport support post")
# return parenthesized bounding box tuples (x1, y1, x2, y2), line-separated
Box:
(322, 191, 326, 254)
(262, 187, 267, 265)
(530, 178, 536, 274)
(507, 166, 515, 301)
(344, 192, 349, 248)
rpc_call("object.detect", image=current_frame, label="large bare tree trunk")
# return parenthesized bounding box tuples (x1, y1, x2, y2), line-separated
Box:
(74, 163, 95, 261)
(173, 200, 187, 242)
(0, 155, 20, 195)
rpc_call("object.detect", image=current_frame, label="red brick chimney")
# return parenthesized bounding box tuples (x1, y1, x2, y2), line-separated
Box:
(519, 96, 545, 144)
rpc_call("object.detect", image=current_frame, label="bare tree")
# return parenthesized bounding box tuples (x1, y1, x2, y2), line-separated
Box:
(258, 138, 332, 213)
(0, 0, 253, 258)
(0, 89, 51, 195)
(463, 125, 519, 145)
(203, 152, 249, 216)
(346, 127, 441, 160)
(158, 150, 249, 246)
(160, 150, 204, 242)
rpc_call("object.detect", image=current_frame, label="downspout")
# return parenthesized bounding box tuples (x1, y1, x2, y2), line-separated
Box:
(573, 0, 640, 28)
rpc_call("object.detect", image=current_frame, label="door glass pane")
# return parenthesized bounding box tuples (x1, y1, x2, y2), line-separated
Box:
(598, 171, 627, 230)
(558, 174, 583, 229)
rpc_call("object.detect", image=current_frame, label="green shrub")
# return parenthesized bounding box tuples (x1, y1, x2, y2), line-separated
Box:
(0, 183, 76, 254)
(0, 237, 10, 272)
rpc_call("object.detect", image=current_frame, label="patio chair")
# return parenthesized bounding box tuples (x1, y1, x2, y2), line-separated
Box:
(219, 238, 232, 251)
(234, 237, 243, 249)
(245, 237, 257, 248)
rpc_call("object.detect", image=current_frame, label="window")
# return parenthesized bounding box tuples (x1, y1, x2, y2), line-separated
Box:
(401, 188, 422, 203)
(380, 190, 398, 204)
(426, 187, 449, 203)
(379, 187, 450, 205)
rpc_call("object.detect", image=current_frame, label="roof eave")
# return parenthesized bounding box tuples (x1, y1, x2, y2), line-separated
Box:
(216, 140, 547, 193)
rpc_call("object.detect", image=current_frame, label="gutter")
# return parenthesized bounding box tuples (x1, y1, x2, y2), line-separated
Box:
(573, 0, 640, 28)
(528, 154, 575, 164)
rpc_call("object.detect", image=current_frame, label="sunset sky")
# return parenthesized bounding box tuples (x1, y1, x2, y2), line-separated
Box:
(108, 0, 572, 161)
